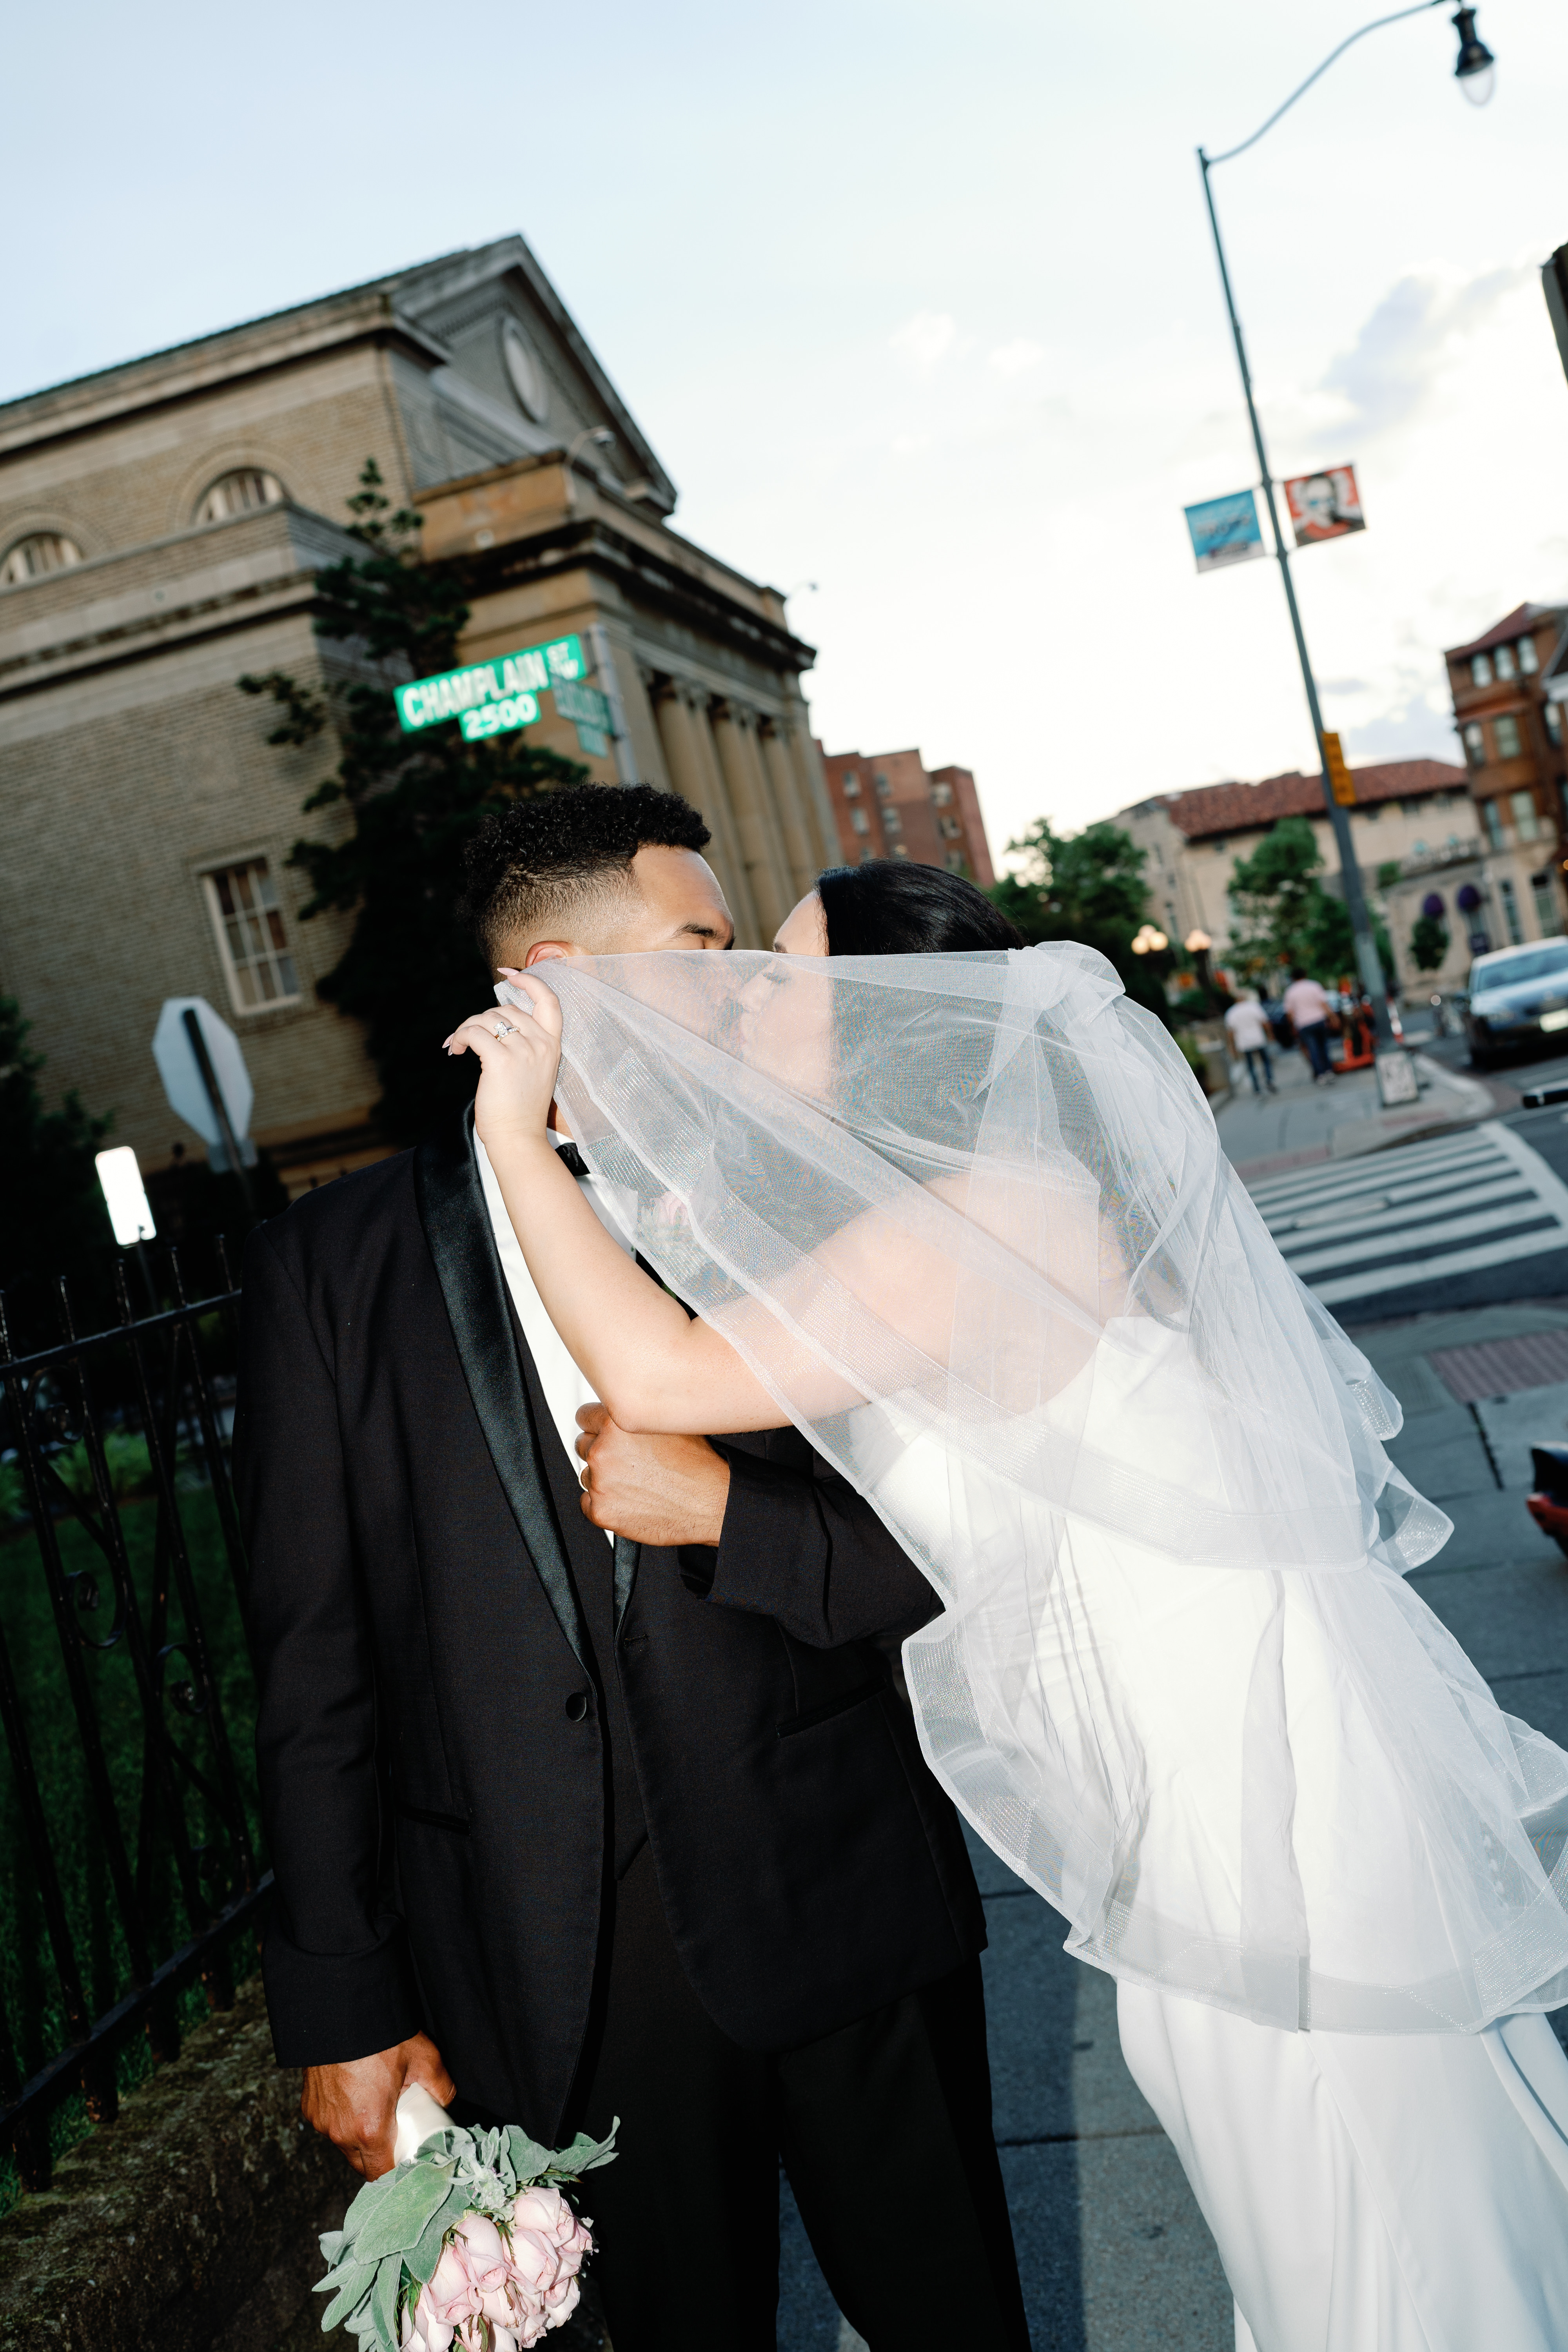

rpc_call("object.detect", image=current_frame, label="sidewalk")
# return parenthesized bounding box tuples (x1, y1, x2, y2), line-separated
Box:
(1216, 1037, 1492, 1181)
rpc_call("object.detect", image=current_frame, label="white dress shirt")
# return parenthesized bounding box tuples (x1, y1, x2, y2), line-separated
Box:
(475, 1130, 637, 1542)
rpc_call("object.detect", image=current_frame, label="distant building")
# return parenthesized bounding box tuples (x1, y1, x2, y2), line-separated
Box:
(818, 746, 995, 884)
(0, 237, 835, 1191)
(1443, 603, 1568, 952)
(1118, 759, 1472, 986)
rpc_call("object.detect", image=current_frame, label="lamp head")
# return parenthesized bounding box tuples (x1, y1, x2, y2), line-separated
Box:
(1452, 6, 1495, 105)
(1185, 928, 1212, 954)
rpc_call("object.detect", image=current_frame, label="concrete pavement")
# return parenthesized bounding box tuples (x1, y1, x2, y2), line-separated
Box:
(1215, 1033, 1492, 1181)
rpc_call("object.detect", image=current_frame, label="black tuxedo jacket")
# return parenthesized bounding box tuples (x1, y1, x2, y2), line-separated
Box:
(234, 1113, 983, 2141)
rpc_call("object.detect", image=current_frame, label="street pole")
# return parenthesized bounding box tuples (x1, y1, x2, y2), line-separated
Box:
(1197, 150, 1390, 1036)
(181, 1007, 255, 1218)
(1194, 0, 1496, 1048)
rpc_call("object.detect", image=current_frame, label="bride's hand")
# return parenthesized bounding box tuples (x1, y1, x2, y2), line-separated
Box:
(443, 972, 562, 1155)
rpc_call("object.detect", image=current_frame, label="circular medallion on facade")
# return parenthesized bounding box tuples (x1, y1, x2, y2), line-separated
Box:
(502, 322, 548, 422)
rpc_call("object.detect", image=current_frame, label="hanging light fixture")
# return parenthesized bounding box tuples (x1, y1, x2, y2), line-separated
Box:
(1452, 6, 1495, 105)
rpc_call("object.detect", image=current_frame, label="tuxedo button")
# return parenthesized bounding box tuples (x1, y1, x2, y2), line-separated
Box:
(564, 1690, 591, 1723)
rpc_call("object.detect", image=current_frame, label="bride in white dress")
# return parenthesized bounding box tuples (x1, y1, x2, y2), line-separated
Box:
(446, 879, 1568, 2352)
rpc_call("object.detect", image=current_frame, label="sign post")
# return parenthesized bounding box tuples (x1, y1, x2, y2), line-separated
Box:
(152, 997, 257, 1214)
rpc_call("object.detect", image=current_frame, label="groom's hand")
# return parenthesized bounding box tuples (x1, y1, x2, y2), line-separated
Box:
(301, 2031, 455, 2181)
(575, 1405, 730, 1547)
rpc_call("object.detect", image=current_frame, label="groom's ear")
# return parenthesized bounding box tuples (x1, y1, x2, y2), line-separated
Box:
(523, 941, 573, 968)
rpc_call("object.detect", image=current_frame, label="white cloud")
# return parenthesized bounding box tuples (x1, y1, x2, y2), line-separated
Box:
(988, 337, 1044, 377)
(889, 310, 957, 371)
(1320, 267, 1523, 438)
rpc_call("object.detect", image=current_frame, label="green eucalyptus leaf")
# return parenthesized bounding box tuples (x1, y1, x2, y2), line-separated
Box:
(406, 2191, 465, 2287)
(318, 2229, 347, 2265)
(353, 2161, 459, 2262)
(320, 2263, 377, 2330)
(369, 2253, 403, 2351)
(504, 2125, 556, 2183)
(340, 2170, 399, 2245)
(548, 2120, 620, 2176)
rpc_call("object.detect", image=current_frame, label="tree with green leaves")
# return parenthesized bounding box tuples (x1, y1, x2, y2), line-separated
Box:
(988, 817, 1169, 1022)
(240, 462, 588, 1147)
(1227, 817, 1392, 987)
(1410, 912, 1449, 972)
(0, 997, 115, 1337)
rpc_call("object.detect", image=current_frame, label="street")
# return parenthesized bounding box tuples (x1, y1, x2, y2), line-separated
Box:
(777, 1030, 1568, 2351)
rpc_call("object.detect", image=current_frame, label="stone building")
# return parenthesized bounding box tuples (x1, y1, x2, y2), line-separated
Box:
(817, 746, 995, 883)
(0, 236, 835, 1193)
(1443, 602, 1568, 953)
(1117, 758, 1471, 986)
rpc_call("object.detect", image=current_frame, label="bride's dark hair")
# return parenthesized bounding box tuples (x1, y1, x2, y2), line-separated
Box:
(817, 860, 1021, 956)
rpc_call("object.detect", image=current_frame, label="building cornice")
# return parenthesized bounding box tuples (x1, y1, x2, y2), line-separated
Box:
(458, 514, 817, 677)
(0, 296, 450, 462)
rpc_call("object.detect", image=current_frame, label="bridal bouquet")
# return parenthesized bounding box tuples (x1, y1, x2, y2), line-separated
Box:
(315, 2100, 617, 2350)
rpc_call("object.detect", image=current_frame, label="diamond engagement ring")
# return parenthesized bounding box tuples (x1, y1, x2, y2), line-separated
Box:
(492, 1019, 515, 1039)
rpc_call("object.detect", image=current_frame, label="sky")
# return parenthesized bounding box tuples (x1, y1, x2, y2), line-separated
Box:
(7, 0, 1566, 864)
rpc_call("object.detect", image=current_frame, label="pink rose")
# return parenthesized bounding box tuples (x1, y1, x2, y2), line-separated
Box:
(451, 2214, 511, 2294)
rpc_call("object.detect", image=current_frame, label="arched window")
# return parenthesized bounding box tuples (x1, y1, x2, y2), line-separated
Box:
(196, 469, 284, 524)
(1, 532, 83, 586)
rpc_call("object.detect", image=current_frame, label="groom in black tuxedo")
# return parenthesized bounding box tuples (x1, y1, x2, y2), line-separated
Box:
(236, 786, 1027, 2350)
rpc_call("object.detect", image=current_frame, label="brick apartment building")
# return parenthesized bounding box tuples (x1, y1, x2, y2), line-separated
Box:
(1444, 602, 1568, 953)
(817, 746, 995, 884)
(0, 237, 837, 1191)
(1118, 759, 1472, 989)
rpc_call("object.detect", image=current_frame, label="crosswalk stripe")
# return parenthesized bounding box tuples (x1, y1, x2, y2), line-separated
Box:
(1249, 1139, 1503, 1214)
(1239, 1121, 1568, 1308)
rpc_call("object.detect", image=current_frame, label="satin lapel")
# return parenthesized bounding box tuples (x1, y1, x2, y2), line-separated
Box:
(613, 1536, 640, 1635)
(414, 1107, 589, 1674)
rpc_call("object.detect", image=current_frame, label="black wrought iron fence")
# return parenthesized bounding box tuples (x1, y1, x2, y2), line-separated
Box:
(0, 1247, 268, 2192)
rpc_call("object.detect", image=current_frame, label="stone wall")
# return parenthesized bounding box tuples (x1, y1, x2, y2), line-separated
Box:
(0, 1980, 347, 2352)
(0, 1980, 611, 2351)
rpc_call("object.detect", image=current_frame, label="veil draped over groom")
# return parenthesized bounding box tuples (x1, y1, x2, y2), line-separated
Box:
(514, 942, 1568, 2040)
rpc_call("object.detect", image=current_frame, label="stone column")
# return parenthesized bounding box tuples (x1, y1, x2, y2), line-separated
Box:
(780, 711, 841, 869)
(760, 719, 820, 897)
(650, 682, 760, 943)
(710, 700, 792, 938)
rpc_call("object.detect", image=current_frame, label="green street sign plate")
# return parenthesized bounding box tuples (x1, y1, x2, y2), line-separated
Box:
(394, 635, 586, 737)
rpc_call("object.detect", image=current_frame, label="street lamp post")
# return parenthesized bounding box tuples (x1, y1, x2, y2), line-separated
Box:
(1198, 4, 1495, 1043)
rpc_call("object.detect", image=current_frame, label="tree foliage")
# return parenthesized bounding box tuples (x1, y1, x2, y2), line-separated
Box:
(1409, 913, 1449, 972)
(0, 997, 115, 1338)
(989, 817, 1169, 1022)
(1227, 817, 1392, 985)
(240, 462, 588, 1147)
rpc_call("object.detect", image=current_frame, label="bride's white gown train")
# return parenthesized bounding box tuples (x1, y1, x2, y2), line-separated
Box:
(1120, 1984, 1568, 2351)
(877, 1322, 1568, 2350)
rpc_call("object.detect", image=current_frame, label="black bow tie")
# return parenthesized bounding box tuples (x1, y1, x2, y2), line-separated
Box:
(553, 1140, 591, 1182)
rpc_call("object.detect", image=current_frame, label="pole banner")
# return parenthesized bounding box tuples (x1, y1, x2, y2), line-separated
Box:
(1184, 488, 1266, 573)
(1283, 465, 1365, 547)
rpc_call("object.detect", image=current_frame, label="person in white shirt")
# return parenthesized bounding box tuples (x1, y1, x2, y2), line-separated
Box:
(1224, 992, 1277, 1095)
(1282, 967, 1336, 1082)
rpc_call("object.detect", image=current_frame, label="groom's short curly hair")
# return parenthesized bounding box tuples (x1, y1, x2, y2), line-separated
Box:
(460, 784, 711, 965)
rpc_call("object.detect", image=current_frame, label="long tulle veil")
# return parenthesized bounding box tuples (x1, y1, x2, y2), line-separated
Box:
(506, 944, 1568, 2034)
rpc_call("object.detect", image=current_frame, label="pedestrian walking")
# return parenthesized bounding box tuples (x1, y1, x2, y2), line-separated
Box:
(1224, 991, 1277, 1094)
(1283, 966, 1337, 1082)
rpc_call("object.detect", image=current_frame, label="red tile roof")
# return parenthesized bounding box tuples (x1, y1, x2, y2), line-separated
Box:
(1167, 758, 1467, 841)
(1444, 603, 1560, 661)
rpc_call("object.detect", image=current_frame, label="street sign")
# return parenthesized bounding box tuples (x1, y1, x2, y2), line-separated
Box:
(152, 997, 256, 1171)
(1321, 731, 1356, 807)
(553, 676, 613, 756)
(1376, 1051, 1419, 1108)
(1184, 490, 1266, 573)
(394, 635, 586, 735)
